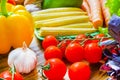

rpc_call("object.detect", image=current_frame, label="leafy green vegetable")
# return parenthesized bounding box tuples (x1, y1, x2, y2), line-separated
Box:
(106, 0, 120, 16)
(117, 9, 120, 16)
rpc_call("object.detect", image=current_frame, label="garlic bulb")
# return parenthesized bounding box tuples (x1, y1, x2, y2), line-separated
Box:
(8, 42, 37, 74)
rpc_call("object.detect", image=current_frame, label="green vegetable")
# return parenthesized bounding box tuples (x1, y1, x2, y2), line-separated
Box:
(42, 0, 83, 9)
(98, 27, 108, 34)
(98, 27, 111, 37)
(106, 0, 120, 16)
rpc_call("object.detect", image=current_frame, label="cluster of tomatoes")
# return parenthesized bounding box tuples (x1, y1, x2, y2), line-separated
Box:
(41, 33, 107, 80)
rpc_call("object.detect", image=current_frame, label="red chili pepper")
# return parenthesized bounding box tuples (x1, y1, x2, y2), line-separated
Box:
(7, 0, 16, 5)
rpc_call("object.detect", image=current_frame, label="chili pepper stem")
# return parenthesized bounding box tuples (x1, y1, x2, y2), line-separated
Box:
(1, 0, 8, 17)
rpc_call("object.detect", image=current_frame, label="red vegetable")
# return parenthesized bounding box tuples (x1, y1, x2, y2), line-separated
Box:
(0, 67, 24, 80)
(94, 33, 108, 41)
(75, 34, 86, 40)
(94, 33, 105, 39)
(84, 43, 102, 63)
(72, 34, 87, 44)
(43, 58, 67, 80)
(65, 43, 84, 63)
(58, 39, 72, 56)
(42, 35, 59, 50)
(7, 0, 16, 5)
(44, 46, 63, 60)
(68, 62, 91, 80)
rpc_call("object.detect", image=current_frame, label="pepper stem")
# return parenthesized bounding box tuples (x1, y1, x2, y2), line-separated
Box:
(1, 0, 8, 17)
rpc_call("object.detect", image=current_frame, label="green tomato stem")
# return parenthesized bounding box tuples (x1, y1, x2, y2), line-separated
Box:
(10, 65, 16, 80)
(41, 63, 50, 70)
(39, 63, 51, 79)
(1, 0, 8, 17)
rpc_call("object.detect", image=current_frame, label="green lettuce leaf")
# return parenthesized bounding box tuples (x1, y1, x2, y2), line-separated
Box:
(106, 0, 120, 16)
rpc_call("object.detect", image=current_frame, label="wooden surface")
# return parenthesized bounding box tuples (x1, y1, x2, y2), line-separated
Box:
(0, 36, 109, 80)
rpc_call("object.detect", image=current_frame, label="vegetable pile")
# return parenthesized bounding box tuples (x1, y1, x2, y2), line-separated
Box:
(98, 0, 120, 80)
(42, 33, 108, 63)
(1, 0, 120, 80)
(40, 32, 111, 80)
(32, 7, 97, 37)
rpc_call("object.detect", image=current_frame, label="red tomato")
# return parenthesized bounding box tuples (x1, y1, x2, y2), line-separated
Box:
(84, 43, 102, 63)
(76, 34, 86, 39)
(65, 43, 84, 63)
(83, 39, 99, 48)
(68, 62, 91, 80)
(94, 33, 105, 39)
(0, 70, 23, 80)
(83, 40, 93, 47)
(58, 39, 72, 56)
(94, 33, 109, 41)
(43, 58, 67, 80)
(42, 35, 59, 50)
(44, 46, 63, 60)
(74, 34, 87, 44)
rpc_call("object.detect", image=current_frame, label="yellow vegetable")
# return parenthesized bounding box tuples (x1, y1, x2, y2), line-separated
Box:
(32, 11, 87, 21)
(31, 7, 84, 14)
(0, 0, 33, 54)
(40, 27, 96, 36)
(35, 16, 89, 28)
(59, 22, 93, 28)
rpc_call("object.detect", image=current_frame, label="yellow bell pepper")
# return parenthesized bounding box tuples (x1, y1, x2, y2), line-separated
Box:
(0, 0, 34, 54)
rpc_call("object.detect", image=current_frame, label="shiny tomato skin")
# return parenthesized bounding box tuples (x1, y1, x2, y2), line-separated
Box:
(43, 58, 67, 80)
(44, 46, 63, 60)
(65, 43, 84, 63)
(14, 72, 24, 80)
(74, 34, 87, 44)
(0, 70, 24, 80)
(94, 33, 105, 39)
(68, 62, 91, 80)
(83, 39, 99, 48)
(0, 71, 11, 80)
(59, 39, 72, 56)
(95, 33, 109, 42)
(42, 35, 59, 50)
(75, 34, 86, 40)
(84, 43, 102, 63)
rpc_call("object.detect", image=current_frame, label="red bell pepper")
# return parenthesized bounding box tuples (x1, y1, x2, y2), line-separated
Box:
(7, 0, 16, 5)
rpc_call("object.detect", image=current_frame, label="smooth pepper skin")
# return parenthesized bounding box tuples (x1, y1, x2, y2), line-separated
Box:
(42, 0, 83, 9)
(0, 1, 34, 54)
(7, 0, 16, 5)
